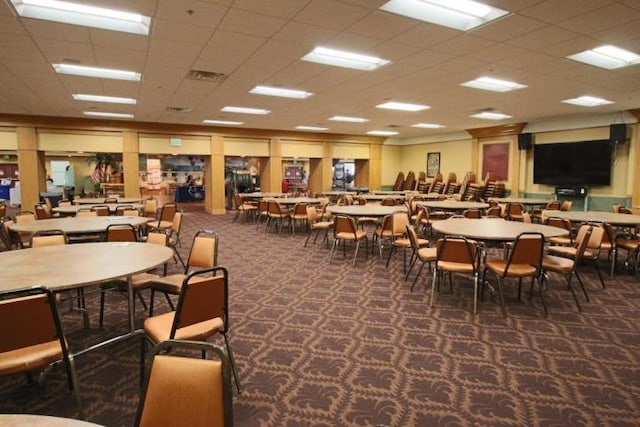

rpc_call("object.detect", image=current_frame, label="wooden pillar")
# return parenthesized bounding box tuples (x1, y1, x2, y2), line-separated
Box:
(368, 143, 381, 191)
(632, 123, 640, 213)
(16, 126, 45, 210)
(322, 142, 333, 191)
(268, 138, 282, 193)
(354, 159, 368, 189)
(122, 131, 140, 198)
(205, 135, 226, 214)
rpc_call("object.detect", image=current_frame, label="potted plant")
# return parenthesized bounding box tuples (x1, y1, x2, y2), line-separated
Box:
(86, 153, 119, 193)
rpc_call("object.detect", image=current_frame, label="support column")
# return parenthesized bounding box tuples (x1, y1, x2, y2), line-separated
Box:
(205, 135, 226, 214)
(632, 124, 640, 213)
(322, 142, 333, 191)
(368, 143, 381, 191)
(16, 126, 45, 210)
(122, 131, 140, 198)
(268, 138, 282, 193)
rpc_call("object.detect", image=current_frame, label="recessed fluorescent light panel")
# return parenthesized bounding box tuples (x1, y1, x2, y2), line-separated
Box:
(367, 130, 399, 136)
(53, 64, 141, 81)
(202, 119, 244, 125)
(412, 123, 445, 129)
(380, 0, 509, 32)
(561, 96, 614, 107)
(376, 102, 430, 112)
(567, 45, 640, 70)
(72, 94, 136, 104)
(221, 106, 270, 115)
(250, 86, 313, 99)
(83, 111, 133, 119)
(10, 0, 151, 35)
(295, 126, 329, 131)
(461, 76, 526, 92)
(470, 112, 512, 120)
(328, 115, 370, 123)
(301, 47, 390, 71)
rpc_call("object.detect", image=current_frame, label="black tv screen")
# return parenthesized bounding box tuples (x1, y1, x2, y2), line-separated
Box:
(533, 140, 612, 186)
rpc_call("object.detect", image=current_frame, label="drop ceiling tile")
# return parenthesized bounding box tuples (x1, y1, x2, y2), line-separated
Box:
(348, 10, 418, 40)
(390, 23, 458, 48)
(152, 18, 214, 44)
(0, 34, 51, 61)
(89, 30, 148, 52)
(471, 14, 547, 42)
(21, 19, 91, 43)
(218, 7, 287, 37)
(148, 38, 202, 61)
(518, 0, 613, 24)
(155, 0, 228, 27)
(430, 34, 496, 56)
(233, 0, 309, 19)
(591, 18, 640, 44)
(93, 46, 147, 71)
(467, 42, 529, 63)
(36, 38, 95, 65)
(0, 15, 28, 35)
(507, 25, 580, 50)
(272, 20, 335, 45)
(559, 3, 640, 35)
(293, 0, 371, 31)
(324, 32, 385, 52)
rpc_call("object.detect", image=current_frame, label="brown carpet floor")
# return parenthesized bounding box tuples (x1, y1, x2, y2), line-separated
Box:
(1, 206, 639, 426)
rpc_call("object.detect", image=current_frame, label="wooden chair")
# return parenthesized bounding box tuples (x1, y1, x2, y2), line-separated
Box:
(141, 267, 240, 394)
(150, 211, 184, 268)
(265, 200, 290, 233)
(30, 229, 67, 247)
(304, 205, 333, 248)
(430, 236, 479, 313)
(148, 230, 219, 315)
(482, 232, 545, 316)
(136, 340, 234, 427)
(233, 194, 257, 222)
(329, 215, 368, 267)
(91, 205, 110, 216)
(0, 287, 80, 411)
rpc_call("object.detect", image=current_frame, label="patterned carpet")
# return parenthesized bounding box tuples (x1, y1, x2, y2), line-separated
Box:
(1, 205, 639, 426)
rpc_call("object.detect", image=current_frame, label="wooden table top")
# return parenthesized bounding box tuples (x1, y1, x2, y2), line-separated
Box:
(361, 194, 406, 201)
(490, 197, 553, 205)
(266, 197, 328, 205)
(242, 192, 286, 199)
(8, 216, 149, 235)
(0, 414, 103, 427)
(53, 203, 144, 214)
(543, 210, 640, 226)
(73, 197, 143, 204)
(418, 200, 489, 211)
(0, 242, 173, 292)
(432, 217, 569, 241)
(326, 204, 407, 217)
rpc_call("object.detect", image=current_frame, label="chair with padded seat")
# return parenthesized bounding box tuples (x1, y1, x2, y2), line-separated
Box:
(149, 202, 178, 231)
(0, 287, 81, 411)
(141, 267, 241, 394)
(463, 209, 482, 219)
(329, 215, 368, 267)
(265, 200, 290, 233)
(115, 205, 137, 216)
(290, 202, 308, 234)
(99, 230, 169, 327)
(233, 194, 257, 223)
(91, 205, 110, 216)
(136, 339, 233, 427)
(542, 225, 594, 312)
(482, 232, 545, 316)
(148, 229, 219, 315)
(34, 204, 50, 219)
(505, 203, 525, 221)
(545, 217, 574, 246)
(304, 205, 333, 248)
(405, 225, 437, 291)
(30, 229, 67, 247)
(430, 236, 480, 313)
(150, 210, 184, 268)
(255, 199, 269, 230)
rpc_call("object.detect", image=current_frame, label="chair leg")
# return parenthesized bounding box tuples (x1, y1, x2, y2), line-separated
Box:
(495, 276, 507, 317)
(353, 241, 361, 267)
(565, 273, 582, 312)
(573, 270, 590, 302)
(429, 268, 438, 307)
(222, 332, 241, 394)
(410, 262, 426, 292)
(591, 259, 606, 289)
(99, 288, 106, 328)
(329, 239, 339, 263)
(472, 273, 479, 314)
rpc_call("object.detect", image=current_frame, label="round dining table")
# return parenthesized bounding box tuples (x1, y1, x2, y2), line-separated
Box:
(326, 204, 407, 217)
(543, 210, 640, 226)
(489, 197, 553, 206)
(0, 414, 103, 426)
(8, 216, 149, 236)
(432, 217, 569, 241)
(418, 200, 489, 211)
(52, 203, 144, 215)
(0, 242, 173, 336)
(360, 194, 406, 202)
(242, 192, 286, 199)
(266, 197, 328, 206)
(73, 197, 143, 204)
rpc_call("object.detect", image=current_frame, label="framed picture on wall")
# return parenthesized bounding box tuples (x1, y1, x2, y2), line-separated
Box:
(427, 152, 440, 178)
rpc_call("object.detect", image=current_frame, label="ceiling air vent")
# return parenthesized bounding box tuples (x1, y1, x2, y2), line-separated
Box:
(185, 69, 228, 83)
(165, 106, 192, 113)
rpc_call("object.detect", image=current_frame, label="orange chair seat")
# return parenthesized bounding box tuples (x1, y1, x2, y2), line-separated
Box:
(542, 254, 573, 275)
(0, 341, 62, 376)
(485, 259, 538, 277)
(437, 260, 475, 274)
(336, 230, 367, 240)
(144, 312, 224, 343)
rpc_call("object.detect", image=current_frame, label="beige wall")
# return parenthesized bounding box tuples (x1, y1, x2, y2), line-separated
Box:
(399, 138, 473, 184)
(38, 132, 122, 152)
(139, 136, 210, 155)
(0, 130, 17, 149)
(381, 145, 402, 187)
(223, 138, 269, 157)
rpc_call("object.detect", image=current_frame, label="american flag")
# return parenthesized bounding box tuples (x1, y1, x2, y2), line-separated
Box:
(91, 166, 102, 184)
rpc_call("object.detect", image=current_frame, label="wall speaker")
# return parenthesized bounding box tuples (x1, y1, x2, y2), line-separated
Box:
(518, 133, 533, 150)
(610, 124, 627, 145)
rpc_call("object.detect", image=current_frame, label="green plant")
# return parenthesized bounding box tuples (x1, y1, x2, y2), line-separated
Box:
(87, 153, 119, 183)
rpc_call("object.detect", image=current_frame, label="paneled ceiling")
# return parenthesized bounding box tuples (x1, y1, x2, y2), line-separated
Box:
(1, 0, 639, 138)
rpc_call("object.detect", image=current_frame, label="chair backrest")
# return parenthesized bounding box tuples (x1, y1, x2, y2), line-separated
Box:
(34, 204, 50, 219)
(31, 229, 67, 247)
(381, 197, 396, 206)
(0, 204, 6, 218)
(485, 206, 501, 217)
(136, 339, 233, 427)
(58, 200, 72, 207)
(306, 205, 319, 222)
(560, 200, 573, 211)
(522, 212, 532, 223)
(147, 230, 169, 246)
(76, 209, 97, 217)
(436, 236, 478, 271)
(506, 203, 524, 216)
(267, 200, 283, 215)
(545, 200, 561, 210)
(105, 224, 138, 242)
(391, 212, 409, 236)
(91, 205, 110, 216)
(545, 217, 572, 233)
(186, 230, 219, 271)
(463, 209, 481, 219)
(292, 203, 307, 217)
(406, 225, 422, 251)
(0, 287, 69, 369)
(143, 198, 158, 217)
(573, 225, 594, 262)
(170, 211, 183, 235)
(158, 202, 178, 222)
(618, 206, 632, 214)
(115, 205, 135, 216)
(258, 199, 268, 213)
(333, 215, 357, 236)
(15, 211, 36, 223)
(504, 232, 544, 275)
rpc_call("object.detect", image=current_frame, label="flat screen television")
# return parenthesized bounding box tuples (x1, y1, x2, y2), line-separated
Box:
(533, 140, 612, 186)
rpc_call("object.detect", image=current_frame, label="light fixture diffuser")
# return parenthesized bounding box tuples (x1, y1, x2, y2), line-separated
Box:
(412, 123, 445, 129)
(380, 0, 509, 32)
(561, 96, 614, 107)
(376, 102, 430, 111)
(250, 85, 313, 99)
(202, 119, 244, 125)
(53, 64, 141, 81)
(328, 115, 369, 123)
(295, 126, 329, 131)
(72, 94, 136, 104)
(83, 111, 133, 119)
(301, 47, 390, 71)
(470, 111, 512, 120)
(567, 45, 640, 70)
(461, 76, 526, 92)
(10, 0, 151, 35)
(221, 106, 270, 115)
(367, 130, 399, 136)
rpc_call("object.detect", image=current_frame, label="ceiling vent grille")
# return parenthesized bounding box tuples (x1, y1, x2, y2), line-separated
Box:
(185, 69, 228, 83)
(165, 106, 192, 113)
